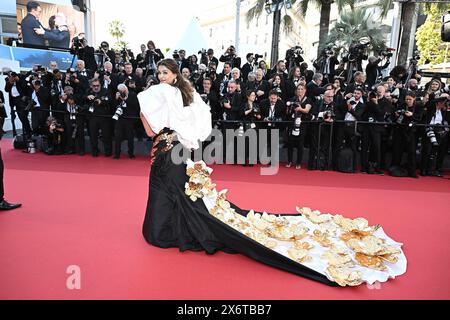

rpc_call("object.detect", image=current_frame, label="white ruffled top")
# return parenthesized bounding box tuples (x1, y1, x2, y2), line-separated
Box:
(138, 83, 212, 150)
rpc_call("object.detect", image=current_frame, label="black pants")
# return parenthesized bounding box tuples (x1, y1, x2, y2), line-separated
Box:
(64, 115, 85, 154)
(361, 125, 382, 171)
(89, 116, 113, 155)
(287, 124, 308, 166)
(31, 108, 49, 133)
(0, 148, 4, 201)
(391, 127, 417, 175)
(11, 97, 32, 136)
(114, 118, 136, 157)
(421, 130, 449, 172)
(308, 122, 333, 170)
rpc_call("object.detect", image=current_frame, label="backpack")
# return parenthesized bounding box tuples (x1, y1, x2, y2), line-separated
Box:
(388, 166, 408, 177)
(337, 147, 354, 173)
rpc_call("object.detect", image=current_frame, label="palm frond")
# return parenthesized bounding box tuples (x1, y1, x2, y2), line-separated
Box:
(282, 14, 294, 34)
(246, 0, 266, 24)
(376, 0, 393, 19)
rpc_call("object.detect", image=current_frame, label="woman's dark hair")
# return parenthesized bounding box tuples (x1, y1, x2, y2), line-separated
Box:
(157, 58, 193, 106)
(405, 91, 416, 99)
(287, 66, 300, 81)
(49, 16, 56, 30)
(246, 90, 256, 99)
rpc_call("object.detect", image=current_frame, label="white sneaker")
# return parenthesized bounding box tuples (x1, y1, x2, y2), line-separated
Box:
(296, 165, 301, 170)
(285, 163, 292, 168)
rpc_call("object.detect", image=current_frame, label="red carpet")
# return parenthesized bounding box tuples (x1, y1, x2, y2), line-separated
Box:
(0, 139, 449, 300)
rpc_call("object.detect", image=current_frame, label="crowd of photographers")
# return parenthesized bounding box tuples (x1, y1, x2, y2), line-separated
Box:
(1, 37, 449, 176)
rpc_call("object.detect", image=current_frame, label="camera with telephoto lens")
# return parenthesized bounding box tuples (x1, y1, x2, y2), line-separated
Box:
(291, 114, 302, 136)
(173, 50, 180, 60)
(22, 96, 36, 111)
(112, 101, 125, 121)
(323, 109, 335, 120)
(379, 48, 395, 58)
(426, 127, 439, 147)
(198, 48, 207, 55)
(190, 70, 202, 82)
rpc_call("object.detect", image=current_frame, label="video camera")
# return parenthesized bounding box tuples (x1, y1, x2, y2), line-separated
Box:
(379, 48, 395, 58)
(285, 46, 304, 67)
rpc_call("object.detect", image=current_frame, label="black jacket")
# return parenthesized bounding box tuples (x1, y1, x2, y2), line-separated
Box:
(21, 14, 45, 47)
(306, 81, 326, 103)
(259, 99, 286, 120)
(219, 54, 241, 69)
(113, 91, 140, 118)
(45, 29, 70, 48)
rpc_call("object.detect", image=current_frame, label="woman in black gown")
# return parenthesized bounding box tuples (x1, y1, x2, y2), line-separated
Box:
(138, 59, 337, 286)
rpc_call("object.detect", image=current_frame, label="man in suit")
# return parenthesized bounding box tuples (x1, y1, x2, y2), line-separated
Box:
(34, 12, 70, 48)
(306, 73, 327, 103)
(259, 90, 286, 157)
(335, 87, 367, 172)
(29, 79, 51, 133)
(219, 46, 241, 69)
(0, 148, 22, 211)
(241, 53, 255, 82)
(4, 72, 32, 137)
(21, 1, 45, 47)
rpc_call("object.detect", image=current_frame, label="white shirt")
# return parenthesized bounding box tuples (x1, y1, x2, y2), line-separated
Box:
(138, 83, 212, 150)
(344, 98, 363, 122)
(32, 90, 41, 107)
(11, 83, 20, 97)
(430, 110, 443, 125)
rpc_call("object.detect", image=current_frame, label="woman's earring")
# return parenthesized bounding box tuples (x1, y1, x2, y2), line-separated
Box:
(173, 78, 178, 84)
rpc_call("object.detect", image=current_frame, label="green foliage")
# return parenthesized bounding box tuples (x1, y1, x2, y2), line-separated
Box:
(326, 7, 386, 54)
(416, 3, 450, 65)
(108, 20, 125, 48)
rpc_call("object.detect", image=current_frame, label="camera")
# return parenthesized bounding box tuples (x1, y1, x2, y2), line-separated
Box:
(112, 105, 124, 121)
(198, 48, 207, 55)
(22, 96, 37, 111)
(291, 115, 302, 136)
(412, 49, 420, 62)
(190, 70, 202, 82)
(173, 50, 180, 60)
(119, 91, 127, 99)
(426, 127, 439, 147)
(285, 46, 304, 67)
(379, 48, 395, 58)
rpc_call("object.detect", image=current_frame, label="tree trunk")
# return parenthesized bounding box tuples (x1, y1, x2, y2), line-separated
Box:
(397, 2, 416, 66)
(270, 7, 281, 67)
(318, 1, 332, 57)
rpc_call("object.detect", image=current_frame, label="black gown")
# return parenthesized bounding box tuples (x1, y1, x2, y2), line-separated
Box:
(142, 128, 337, 286)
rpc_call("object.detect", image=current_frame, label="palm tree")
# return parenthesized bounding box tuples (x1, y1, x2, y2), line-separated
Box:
(108, 20, 125, 49)
(247, 0, 299, 66)
(297, 0, 355, 56)
(326, 7, 386, 53)
(326, 7, 386, 83)
(376, 0, 449, 66)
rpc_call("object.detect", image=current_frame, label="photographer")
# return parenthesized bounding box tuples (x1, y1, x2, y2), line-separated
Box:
(217, 62, 232, 96)
(83, 78, 112, 157)
(313, 46, 339, 85)
(119, 62, 143, 93)
(391, 91, 423, 178)
(219, 46, 241, 69)
(240, 90, 262, 166)
(420, 94, 449, 177)
(59, 93, 84, 155)
(345, 71, 368, 95)
(335, 88, 367, 173)
(64, 68, 86, 102)
(113, 84, 140, 159)
(270, 74, 287, 102)
(366, 55, 390, 88)
(221, 80, 243, 124)
(200, 78, 221, 124)
(360, 90, 386, 175)
(29, 79, 51, 134)
(0, 91, 6, 136)
(285, 84, 312, 169)
(241, 53, 256, 81)
(144, 40, 164, 76)
(267, 60, 288, 83)
(260, 90, 285, 157)
(285, 46, 305, 70)
(49, 68, 65, 111)
(187, 55, 199, 73)
(205, 49, 219, 69)
(71, 33, 97, 72)
(4, 71, 32, 137)
(96, 41, 116, 72)
(306, 73, 327, 103)
(310, 89, 336, 170)
(43, 116, 65, 155)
